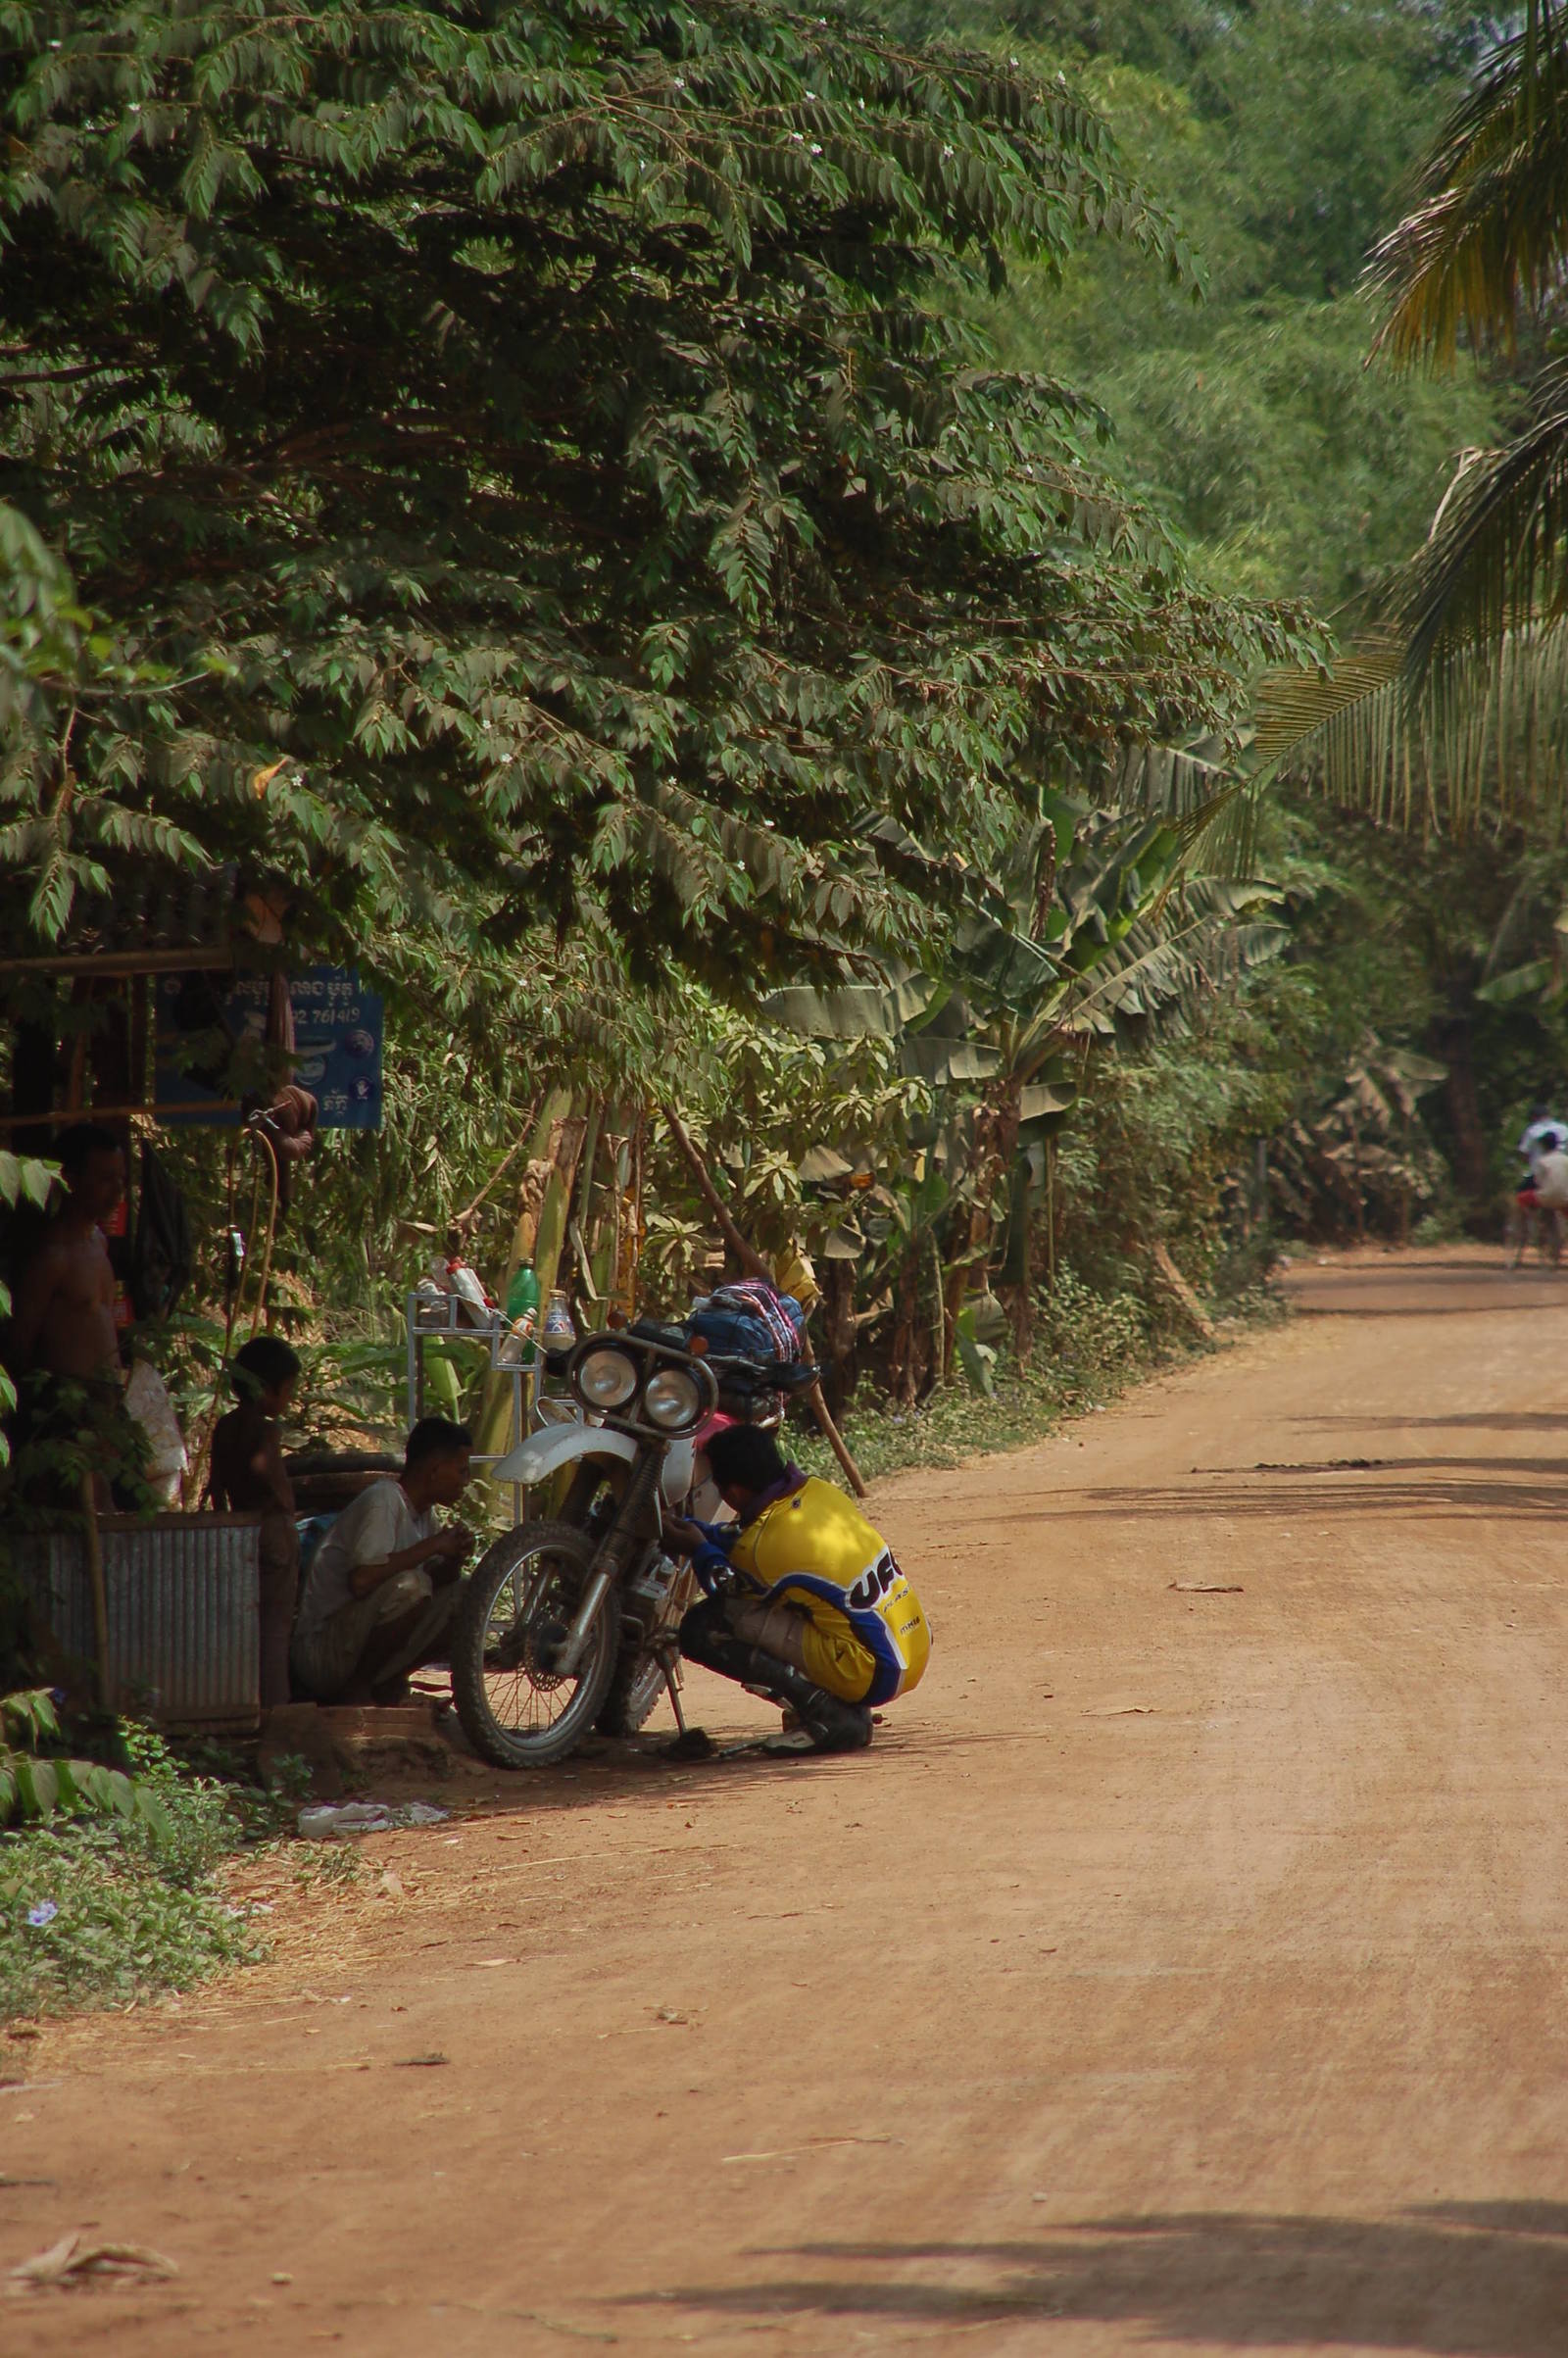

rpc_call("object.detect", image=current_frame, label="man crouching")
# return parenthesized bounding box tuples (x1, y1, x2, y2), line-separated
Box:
(290, 1417, 473, 1706)
(669, 1425, 931, 1756)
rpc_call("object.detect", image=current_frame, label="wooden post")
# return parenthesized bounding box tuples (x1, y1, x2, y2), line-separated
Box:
(661, 1104, 869, 1499)
(79, 1473, 112, 1715)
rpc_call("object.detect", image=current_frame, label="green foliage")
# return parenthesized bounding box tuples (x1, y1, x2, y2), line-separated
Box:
(0, 0, 1301, 1018)
(0, 1715, 291, 2021)
(0, 1688, 170, 1833)
(792, 1254, 1251, 1482)
(0, 1819, 252, 2020)
(1256, 8, 1568, 817)
(0, 1718, 252, 2020)
(0, 1145, 55, 1467)
(982, 22, 1499, 611)
(0, 1369, 158, 1534)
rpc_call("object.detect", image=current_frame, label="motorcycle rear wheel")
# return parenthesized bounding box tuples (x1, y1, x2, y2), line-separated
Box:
(595, 1647, 668, 1739)
(452, 1520, 621, 1768)
(595, 1560, 699, 1738)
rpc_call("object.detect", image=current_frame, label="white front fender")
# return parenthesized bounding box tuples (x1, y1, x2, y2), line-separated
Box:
(660, 1438, 696, 1507)
(492, 1422, 640, 1488)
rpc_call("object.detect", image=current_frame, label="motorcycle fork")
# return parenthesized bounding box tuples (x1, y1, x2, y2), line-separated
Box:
(553, 1450, 662, 1679)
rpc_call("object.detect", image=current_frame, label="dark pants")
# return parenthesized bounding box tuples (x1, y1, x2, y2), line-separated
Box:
(679, 1595, 872, 1753)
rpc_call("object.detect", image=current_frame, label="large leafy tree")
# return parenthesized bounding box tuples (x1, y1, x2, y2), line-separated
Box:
(0, 0, 1305, 1016)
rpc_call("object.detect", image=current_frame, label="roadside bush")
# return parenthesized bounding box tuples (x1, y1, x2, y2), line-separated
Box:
(796, 1253, 1274, 1484)
(0, 1719, 261, 2021)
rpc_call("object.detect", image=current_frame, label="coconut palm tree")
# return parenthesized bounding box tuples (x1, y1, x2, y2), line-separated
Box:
(1259, 2, 1568, 819)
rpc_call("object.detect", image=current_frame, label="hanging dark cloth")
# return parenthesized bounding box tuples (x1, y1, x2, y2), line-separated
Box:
(130, 1143, 192, 1320)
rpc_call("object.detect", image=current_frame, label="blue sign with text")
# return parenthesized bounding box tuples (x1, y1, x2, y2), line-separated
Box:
(155, 967, 383, 1130)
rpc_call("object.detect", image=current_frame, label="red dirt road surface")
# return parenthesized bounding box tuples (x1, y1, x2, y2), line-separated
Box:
(6, 1246, 1568, 2354)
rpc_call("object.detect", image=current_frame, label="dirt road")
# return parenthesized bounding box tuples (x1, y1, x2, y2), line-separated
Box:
(7, 1246, 1568, 2355)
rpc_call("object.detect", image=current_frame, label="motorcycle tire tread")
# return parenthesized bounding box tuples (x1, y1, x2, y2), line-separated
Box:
(595, 1646, 667, 1740)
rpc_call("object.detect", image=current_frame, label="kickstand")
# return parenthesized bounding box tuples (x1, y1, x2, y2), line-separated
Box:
(656, 1645, 690, 1738)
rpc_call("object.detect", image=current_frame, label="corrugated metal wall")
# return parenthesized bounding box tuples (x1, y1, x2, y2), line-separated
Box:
(14, 1515, 261, 1729)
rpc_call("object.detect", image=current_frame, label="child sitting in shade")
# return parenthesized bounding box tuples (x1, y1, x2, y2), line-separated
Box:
(210, 1334, 301, 1713)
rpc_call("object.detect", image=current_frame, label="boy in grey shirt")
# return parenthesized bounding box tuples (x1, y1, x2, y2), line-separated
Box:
(292, 1417, 473, 1705)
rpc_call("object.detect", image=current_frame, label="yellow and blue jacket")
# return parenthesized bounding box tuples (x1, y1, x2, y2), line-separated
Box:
(695, 1473, 932, 1706)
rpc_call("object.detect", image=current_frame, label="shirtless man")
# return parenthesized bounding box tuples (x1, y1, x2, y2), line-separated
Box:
(11, 1122, 125, 1384)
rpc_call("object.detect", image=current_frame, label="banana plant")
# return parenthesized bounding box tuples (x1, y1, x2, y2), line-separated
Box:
(766, 771, 1285, 1374)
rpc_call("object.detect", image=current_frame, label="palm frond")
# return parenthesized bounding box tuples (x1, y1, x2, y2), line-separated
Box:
(1369, 0, 1568, 366)
(1391, 366, 1568, 669)
(1254, 617, 1568, 828)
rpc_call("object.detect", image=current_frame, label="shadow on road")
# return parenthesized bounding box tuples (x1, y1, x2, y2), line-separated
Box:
(970, 1472, 1568, 1522)
(629, 2208, 1568, 2353)
(1298, 1413, 1568, 1434)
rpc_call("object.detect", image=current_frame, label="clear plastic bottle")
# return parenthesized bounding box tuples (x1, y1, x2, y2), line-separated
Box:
(541, 1289, 576, 1349)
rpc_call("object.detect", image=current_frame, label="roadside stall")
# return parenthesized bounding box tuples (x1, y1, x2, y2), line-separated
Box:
(0, 875, 412, 1729)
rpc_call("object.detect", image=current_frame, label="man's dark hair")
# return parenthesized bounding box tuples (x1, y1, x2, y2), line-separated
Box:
(231, 1334, 302, 1399)
(54, 1120, 122, 1179)
(405, 1414, 471, 1470)
(704, 1424, 788, 1494)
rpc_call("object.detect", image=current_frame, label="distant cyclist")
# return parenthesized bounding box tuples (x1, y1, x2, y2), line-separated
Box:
(1518, 1101, 1568, 1178)
(1511, 1100, 1568, 1267)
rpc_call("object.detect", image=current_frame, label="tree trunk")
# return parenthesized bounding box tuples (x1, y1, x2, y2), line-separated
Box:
(818, 1256, 858, 1420)
(943, 1076, 1022, 1377)
(889, 1241, 924, 1408)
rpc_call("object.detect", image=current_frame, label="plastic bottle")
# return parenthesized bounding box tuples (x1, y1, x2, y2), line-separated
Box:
(500, 1264, 540, 1366)
(505, 1264, 540, 1325)
(541, 1289, 576, 1349)
(445, 1253, 493, 1329)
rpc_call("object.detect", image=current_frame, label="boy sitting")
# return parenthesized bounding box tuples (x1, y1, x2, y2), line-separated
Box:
(210, 1334, 302, 1711)
(670, 1426, 931, 1755)
(290, 1417, 473, 1706)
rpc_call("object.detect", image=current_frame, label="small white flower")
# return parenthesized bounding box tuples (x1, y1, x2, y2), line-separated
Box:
(942, 143, 955, 159)
(790, 129, 805, 141)
(672, 74, 684, 87)
(810, 142, 822, 155)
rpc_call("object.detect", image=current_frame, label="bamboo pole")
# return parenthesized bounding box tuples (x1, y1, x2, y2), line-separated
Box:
(660, 1104, 868, 1499)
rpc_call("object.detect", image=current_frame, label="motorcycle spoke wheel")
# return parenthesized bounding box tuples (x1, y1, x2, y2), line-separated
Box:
(453, 1521, 621, 1768)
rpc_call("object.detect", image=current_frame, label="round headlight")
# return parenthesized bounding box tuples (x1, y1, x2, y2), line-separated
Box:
(574, 1347, 639, 1410)
(643, 1366, 704, 1432)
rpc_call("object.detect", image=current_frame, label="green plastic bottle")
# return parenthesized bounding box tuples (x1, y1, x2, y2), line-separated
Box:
(504, 1263, 540, 1362)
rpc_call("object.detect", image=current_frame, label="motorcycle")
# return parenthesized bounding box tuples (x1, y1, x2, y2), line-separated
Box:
(451, 1321, 815, 1768)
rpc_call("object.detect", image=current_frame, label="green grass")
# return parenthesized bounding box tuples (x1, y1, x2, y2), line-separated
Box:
(0, 1727, 284, 2023)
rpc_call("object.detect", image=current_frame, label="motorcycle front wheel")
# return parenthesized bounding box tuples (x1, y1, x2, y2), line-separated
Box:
(452, 1520, 621, 1768)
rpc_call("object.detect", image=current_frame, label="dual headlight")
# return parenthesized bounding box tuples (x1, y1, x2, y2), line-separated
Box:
(572, 1345, 708, 1433)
